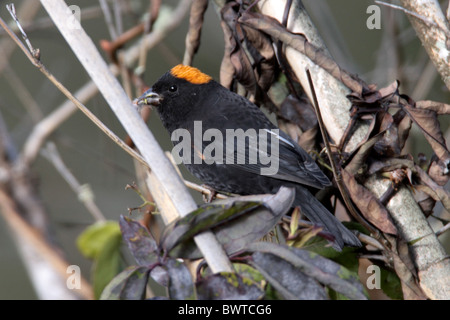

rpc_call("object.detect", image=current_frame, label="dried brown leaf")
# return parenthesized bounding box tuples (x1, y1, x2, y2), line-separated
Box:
(220, 3, 258, 95)
(240, 24, 276, 92)
(298, 126, 318, 153)
(394, 110, 412, 151)
(428, 160, 449, 186)
(414, 165, 450, 213)
(219, 18, 235, 89)
(341, 169, 397, 235)
(280, 94, 317, 132)
(238, 11, 365, 94)
(403, 104, 450, 162)
(413, 186, 437, 216)
(345, 131, 383, 176)
(386, 236, 426, 300)
(374, 112, 401, 157)
(416, 100, 450, 115)
(367, 157, 415, 175)
(183, 0, 209, 66)
(220, 3, 278, 109)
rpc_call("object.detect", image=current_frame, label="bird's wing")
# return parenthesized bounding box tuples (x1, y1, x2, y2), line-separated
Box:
(221, 128, 332, 189)
(198, 88, 331, 189)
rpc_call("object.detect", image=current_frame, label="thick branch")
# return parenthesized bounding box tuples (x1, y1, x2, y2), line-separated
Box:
(398, 0, 450, 90)
(257, 0, 450, 299)
(39, 0, 233, 273)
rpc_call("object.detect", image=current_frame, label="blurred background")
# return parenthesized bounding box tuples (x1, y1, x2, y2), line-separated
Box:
(0, 0, 448, 299)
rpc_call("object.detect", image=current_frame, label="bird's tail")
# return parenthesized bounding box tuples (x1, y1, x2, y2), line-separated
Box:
(295, 186, 361, 251)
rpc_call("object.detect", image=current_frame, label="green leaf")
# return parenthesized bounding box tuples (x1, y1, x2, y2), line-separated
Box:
(303, 237, 360, 274)
(93, 233, 123, 299)
(76, 221, 121, 259)
(76, 221, 123, 299)
(380, 266, 403, 300)
(100, 266, 150, 300)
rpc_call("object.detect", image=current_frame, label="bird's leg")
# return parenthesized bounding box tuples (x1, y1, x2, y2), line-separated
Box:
(201, 184, 218, 203)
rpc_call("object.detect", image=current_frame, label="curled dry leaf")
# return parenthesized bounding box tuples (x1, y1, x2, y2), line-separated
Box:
(374, 112, 401, 157)
(219, 2, 278, 111)
(341, 168, 397, 235)
(341, 81, 399, 155)
(280, 94, 318, 152)
(428, 159, 450, 186)
(393, 109, 412, 151)
(416, 100, 450, 115)
(298, 126, 319, 153)
(402, 103, 450, 163)
(219, 17, 236, 89)
(385, 236, 426, 300)
(238, 11, 365, 94)
(414, 165, 450, 213)
(280, 94, 317, 132)
(344, 132, 383, 176)
(183, 0, 209, 66)
(367, 157, 415, 175)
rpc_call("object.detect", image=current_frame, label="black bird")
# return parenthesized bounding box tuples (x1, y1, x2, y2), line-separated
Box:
(135, 64, 360, 250)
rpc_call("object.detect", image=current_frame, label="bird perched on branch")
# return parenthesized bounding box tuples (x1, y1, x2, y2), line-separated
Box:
(135, 64, 360, 250)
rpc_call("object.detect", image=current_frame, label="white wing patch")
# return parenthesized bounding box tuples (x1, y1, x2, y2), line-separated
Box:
(263, 129, 295, 148)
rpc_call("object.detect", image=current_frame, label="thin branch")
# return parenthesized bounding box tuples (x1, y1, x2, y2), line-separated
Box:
(38, 0, 233, 274)
(375, 1, 450, 38)
(0, 15, 149, 170)
(0, 187, 93, 299)
(306, 69, 378, 236)
(41, 142, 106, 222)
(6, 4, 40, 59)
(99, 0, 118, 40)
(435, 222, 450, 238)
(0, 6, 102, 36)
(397, 0, 450, 90)
(3, 64, 43, 123)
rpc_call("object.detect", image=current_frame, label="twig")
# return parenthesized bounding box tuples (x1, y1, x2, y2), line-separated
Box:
(41, 142, 106, 222)
(0, 14, 149, 170)
(99, 0, 118, 40)
(137, 0, 160, 75)
(21, 80, 99, 165)
(411, 60, 438, 101)
(3, 64, 43, 123)
(375, 1, 450, 38)
(0, 0, 40, 75)
(0, 187, 94, 299)
(0, 6, 102, 36)
(6, 4, 40, 59)
(306, 69, 378, 236)
(435, 222, 450, 238)
(359, 254, 389, 263)
(397, 0, 450, 91)
(113, 0, 124, 35)
(38, 0, 233, 274)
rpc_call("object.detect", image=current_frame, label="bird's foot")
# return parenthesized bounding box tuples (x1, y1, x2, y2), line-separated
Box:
(202, 184, 218, 203)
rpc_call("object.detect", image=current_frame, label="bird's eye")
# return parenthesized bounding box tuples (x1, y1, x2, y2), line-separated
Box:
(169, 85, 178, 93)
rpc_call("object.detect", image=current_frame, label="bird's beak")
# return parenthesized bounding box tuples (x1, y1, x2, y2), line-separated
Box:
(133, 90, 162, 107)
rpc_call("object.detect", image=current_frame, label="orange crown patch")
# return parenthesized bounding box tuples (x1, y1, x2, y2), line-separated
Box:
(170, 64, 212, 84)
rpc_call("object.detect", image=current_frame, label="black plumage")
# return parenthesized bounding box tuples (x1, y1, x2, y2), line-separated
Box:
(136, 65, 361, 250)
